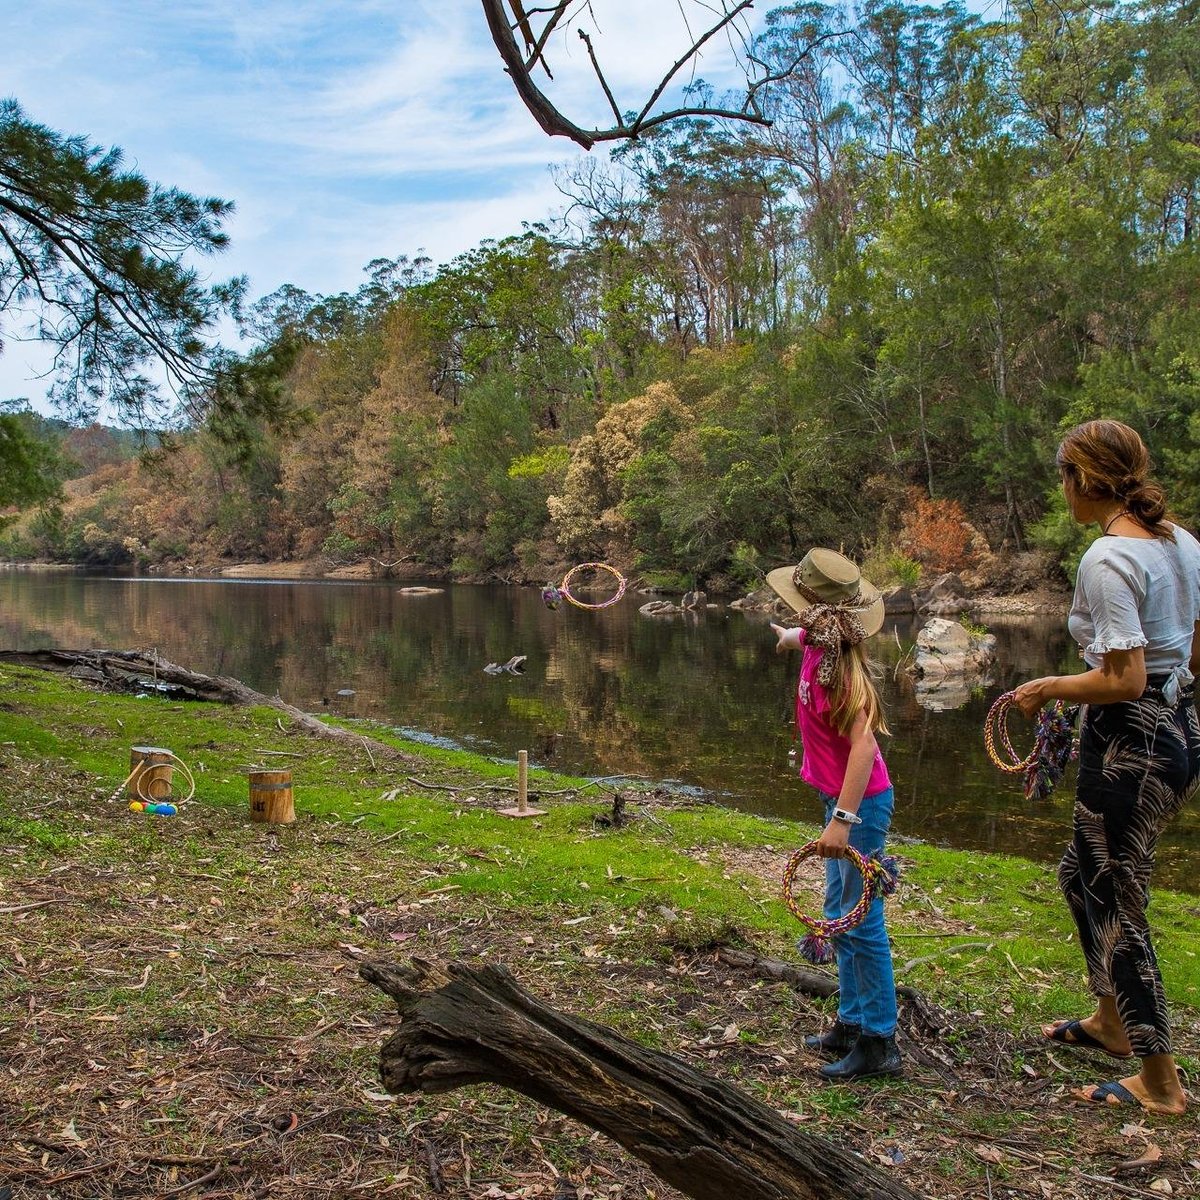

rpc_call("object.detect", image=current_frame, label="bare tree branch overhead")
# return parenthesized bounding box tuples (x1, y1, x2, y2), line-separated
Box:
(482, 0, 775, 148)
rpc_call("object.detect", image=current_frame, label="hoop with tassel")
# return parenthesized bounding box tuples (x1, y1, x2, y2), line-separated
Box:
(782, 841, 901, 965)
(984, 692, 1079, 802)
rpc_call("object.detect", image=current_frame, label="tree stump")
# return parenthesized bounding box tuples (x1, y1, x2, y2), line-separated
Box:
(248, 769, 295, 824)
(361, 958, 920, 1200)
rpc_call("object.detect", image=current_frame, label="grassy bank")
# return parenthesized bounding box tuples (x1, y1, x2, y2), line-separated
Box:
(1, 663, 1198, 1199)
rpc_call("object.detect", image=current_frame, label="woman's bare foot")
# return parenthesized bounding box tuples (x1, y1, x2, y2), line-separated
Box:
(1042, 1014, 1133, 1059)
(1073, 1069, 1187, 1116)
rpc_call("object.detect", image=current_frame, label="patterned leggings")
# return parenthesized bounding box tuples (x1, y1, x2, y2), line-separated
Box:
(1058, 679, 1200, 1058)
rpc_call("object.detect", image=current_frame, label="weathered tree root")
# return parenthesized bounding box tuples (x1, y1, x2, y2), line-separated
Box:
(361, 957, 921, 1200)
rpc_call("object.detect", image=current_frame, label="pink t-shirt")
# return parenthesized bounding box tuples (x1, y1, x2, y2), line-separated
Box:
(791, 629, 891, 799)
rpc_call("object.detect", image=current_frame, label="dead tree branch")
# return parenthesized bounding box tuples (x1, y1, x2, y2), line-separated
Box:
(362, 956, 921, 1200)
(483, 0, 774, 148)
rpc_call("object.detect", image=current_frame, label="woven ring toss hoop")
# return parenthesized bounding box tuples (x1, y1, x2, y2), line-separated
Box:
(558, 562, 627, 611)
(782, 840, 899, 965)
(984, 691, 1079, 802)
(984, 691, 1040, 773)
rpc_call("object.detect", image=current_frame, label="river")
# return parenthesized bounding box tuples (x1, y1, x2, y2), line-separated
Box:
(3, 568, 1198, 889)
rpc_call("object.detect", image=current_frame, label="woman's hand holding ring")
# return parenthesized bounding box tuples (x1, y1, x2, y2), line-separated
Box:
(1012, 679, 1050, 718)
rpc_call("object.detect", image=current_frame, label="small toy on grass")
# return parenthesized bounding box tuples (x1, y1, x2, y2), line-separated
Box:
(984, 692, 1079, 802)
(782, 841, 901, 965)
(110, 747, 196, 811)
(129, 800, 177, 816)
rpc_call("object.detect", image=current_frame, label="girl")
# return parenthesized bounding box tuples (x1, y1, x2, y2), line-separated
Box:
(1014, 419, 1200, 1115)
(768, 547, 901, 1081)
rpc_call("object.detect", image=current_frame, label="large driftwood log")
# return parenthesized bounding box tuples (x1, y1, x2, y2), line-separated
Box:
(0, 649, 412, 761)
(361, 957, 920, 1200)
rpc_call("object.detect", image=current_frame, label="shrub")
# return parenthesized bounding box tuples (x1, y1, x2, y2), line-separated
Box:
(899, 492, 976, 573)
(860, 541, 922, 589)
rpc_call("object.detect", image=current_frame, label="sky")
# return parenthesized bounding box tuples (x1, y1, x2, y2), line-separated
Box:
(1, 0, 769, 414)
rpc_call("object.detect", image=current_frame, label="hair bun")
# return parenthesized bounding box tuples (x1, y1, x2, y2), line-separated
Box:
(1119, 473, 1142, 495)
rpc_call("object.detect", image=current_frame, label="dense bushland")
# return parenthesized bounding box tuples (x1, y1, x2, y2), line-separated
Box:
(4, 0, 1197, 590)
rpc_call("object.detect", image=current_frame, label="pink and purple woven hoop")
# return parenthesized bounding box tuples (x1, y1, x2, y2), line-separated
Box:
(557, 562, 627, 611)
(782, 840, 900, 965)
(984, 691, 1078, 802)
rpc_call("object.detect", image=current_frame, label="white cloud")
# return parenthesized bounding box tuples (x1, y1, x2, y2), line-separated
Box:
(0, 0, 768, 413)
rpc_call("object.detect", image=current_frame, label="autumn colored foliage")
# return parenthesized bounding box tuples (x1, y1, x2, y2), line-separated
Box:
(899, 490, 977, 574)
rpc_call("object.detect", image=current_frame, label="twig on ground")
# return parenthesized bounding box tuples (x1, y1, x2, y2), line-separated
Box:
(0, 899, 73, 914)
(159, 1164, 224, 1195)
(898, 942, 991, 974)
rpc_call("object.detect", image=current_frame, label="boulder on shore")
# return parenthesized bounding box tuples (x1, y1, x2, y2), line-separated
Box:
(913, 617, 996, 678)
(883, 586, 915, 614)
(910, 615, 997, 711)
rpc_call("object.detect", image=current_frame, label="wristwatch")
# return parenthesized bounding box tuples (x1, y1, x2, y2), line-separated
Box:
(832, 808, 862, 825)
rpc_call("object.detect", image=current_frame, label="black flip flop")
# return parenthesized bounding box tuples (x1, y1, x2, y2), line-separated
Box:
(1045, 1019, 1134, 1059)
(1078, 1079, 1140, 1107)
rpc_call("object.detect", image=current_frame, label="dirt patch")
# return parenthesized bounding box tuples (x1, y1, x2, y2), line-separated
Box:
(1, 760, 1197, 1199)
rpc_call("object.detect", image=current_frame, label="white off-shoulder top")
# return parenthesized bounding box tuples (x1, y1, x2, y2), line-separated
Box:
(1067, 523, 1200, 700)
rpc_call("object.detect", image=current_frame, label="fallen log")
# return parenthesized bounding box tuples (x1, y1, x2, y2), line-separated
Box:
(715, 945, 938, 1015)
(0, 649, 413, 763)
(361, 957, 921, 1200)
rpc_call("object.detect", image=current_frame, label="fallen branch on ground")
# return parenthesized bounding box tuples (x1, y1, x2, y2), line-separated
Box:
(361, 956, 921, 1200)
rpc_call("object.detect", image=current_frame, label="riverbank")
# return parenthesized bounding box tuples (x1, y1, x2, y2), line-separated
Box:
(159, 557, 1075, 614)
(1, 663, 1197, 1198)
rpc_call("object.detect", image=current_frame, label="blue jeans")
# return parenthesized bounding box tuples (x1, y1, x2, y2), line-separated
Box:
(821, 788, 897, 1037)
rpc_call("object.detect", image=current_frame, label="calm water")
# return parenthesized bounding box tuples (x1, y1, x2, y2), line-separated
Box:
(3, 569, 1199, 889)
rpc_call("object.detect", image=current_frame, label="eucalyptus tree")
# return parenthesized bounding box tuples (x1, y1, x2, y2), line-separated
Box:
(614, 122, 799, 347)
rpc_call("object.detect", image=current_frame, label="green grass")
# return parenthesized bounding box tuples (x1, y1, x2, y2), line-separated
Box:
(3, 660, 1199, 1044)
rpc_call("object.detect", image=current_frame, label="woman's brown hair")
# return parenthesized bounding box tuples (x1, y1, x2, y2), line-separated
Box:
(1056, 419, 1173, 538)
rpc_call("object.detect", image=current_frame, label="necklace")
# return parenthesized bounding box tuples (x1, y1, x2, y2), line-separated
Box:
(1103, 509, 1130, 535)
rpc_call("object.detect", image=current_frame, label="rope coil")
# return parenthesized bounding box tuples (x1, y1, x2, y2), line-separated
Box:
(782, 841, 901, 965)
(984, 692, 1079, 802)
(108, 750, 197, 807)
(543, 562, 627, 611)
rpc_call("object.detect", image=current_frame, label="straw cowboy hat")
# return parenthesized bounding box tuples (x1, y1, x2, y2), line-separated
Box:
(766, 548, 885, 638)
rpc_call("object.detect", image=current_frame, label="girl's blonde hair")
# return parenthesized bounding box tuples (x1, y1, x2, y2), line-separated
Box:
(827, 641, 890, 738)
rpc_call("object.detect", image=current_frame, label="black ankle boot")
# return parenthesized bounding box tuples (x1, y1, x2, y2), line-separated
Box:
(819, 1033, 903, 1081)
(803, 1020, 861, 1059)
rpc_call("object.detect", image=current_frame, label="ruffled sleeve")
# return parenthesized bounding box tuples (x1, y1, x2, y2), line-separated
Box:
(1076, 550, 1148, 656)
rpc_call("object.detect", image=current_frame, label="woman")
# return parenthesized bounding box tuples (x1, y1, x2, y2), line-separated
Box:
(1014, 419, 1200, 1115)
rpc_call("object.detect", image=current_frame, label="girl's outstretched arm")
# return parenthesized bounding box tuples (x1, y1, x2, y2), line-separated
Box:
(771, 622, 802, 653)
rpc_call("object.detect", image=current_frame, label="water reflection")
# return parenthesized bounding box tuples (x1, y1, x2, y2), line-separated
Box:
(2, 568, 1197, 890)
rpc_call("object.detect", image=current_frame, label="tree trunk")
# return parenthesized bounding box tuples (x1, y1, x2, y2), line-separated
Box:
(361, 957, 921, 1200)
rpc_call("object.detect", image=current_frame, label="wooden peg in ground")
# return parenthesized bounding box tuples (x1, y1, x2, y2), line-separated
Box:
(497, 749, 545, 818)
